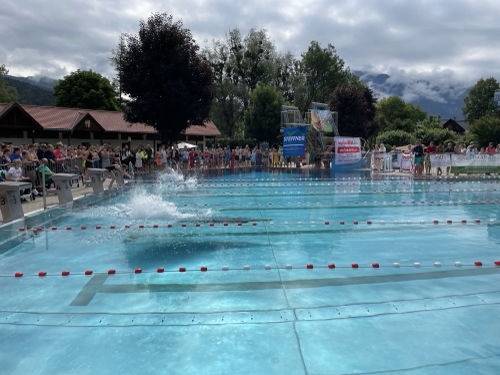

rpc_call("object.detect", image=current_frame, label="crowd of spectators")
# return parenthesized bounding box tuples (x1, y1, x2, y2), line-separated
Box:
(372, 140, 500, 175)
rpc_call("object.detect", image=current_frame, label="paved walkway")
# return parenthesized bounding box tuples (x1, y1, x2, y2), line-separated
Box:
(0, 178, 115, 221)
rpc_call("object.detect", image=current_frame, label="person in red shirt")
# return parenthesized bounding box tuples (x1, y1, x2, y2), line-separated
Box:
(486, 142, 496, 154)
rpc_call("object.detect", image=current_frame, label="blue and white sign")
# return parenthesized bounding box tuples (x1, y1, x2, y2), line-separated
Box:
(283, 126, 307, 157)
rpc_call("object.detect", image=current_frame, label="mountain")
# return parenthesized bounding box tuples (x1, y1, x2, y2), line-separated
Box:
(354, 71, 469, 120)
(6, 75, 59, 91)
(4, 76, 55, 106)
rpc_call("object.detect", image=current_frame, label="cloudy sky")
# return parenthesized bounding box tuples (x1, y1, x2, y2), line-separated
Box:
(1, 0, 499, 89)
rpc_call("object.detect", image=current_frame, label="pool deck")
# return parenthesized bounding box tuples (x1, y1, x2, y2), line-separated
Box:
(0, 178, 115, 221)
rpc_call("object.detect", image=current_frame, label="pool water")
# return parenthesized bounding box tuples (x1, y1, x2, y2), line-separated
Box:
(1, 169, 500, 374)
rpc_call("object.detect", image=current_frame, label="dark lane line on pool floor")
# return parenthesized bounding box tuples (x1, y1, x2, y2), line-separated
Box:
(70, 267, 500, 306)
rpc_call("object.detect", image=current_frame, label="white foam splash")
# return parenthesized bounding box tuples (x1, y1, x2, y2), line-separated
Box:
(125, 189, 209, 221)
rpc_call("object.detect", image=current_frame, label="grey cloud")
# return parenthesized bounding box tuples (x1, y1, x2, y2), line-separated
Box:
(0, 0, 498, 91)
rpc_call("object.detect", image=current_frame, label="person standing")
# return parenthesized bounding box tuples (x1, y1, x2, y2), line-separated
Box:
(412, 140, 424, 175)
(443, 142, 454, 176)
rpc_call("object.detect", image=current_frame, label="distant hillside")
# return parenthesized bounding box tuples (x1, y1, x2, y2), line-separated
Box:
(6, 75, 59, 91)
(4, 76, 55, 106)
(354, 71, 469, 120)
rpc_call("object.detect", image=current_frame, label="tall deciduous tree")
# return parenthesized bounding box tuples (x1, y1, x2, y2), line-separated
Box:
(375, 96, 427, 133)
(53, 70, 120, 111)
(0, 65, 18, 103)
(203, 28, 277, 138)
(328, 84, 378, 139)
(462, 77, 500, 123)
(244, 85, 283, 143)
(294, 41, 356, 113)
(116, 13, 214, 144)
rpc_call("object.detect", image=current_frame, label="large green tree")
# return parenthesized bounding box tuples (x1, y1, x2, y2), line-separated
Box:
(375, 96, 427, 133)
(293, 41, 356, 113)
(244, 85, 283, 143)
(462, 77, 500, 123)
(203, 28, 277, 138)
(328, 83, 378, 139)
(469, 114, 500, 148)
(0, 65, 18, 103)
(53, 70, 120, 111)
(116, 13, 214, 144)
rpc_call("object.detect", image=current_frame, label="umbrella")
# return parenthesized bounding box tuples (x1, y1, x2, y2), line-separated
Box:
(177, 142, 197, 149)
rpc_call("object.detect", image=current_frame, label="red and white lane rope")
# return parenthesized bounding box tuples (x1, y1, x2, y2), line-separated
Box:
(5, 260, 500, 278)
(14, 218, 498, 232)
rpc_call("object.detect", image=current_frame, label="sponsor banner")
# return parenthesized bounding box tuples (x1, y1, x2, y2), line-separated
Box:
(430, 154, 451, 168)
(400, 154, 414, 172)
(392, 153, 402, 169)
(283, 126, 307, 157)
(310, 109, 334, 132)
(450, 154, 500, 173)
(335, 137, 362, 165)
(371, 153, 385, 170)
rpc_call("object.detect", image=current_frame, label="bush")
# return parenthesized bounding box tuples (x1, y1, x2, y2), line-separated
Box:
(413, 128, 456, 146)
(376, 130, 413, 147)
(469, 114, 500, 148)
(460, 133, 476, 147)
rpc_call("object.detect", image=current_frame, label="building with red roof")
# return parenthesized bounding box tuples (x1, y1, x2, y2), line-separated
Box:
(0, 102, 221, 149)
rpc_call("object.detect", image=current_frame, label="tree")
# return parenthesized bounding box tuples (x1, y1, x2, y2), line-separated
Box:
(203, 28, 277, 138)
(417, 114, 442, 129)
(0, 65, 18, 103)
(328, 83, 378, 139)
(293, 41, 356, 113)
(375, 96, 427, 133)
(462, 77, 500, 123)
(53, 70, 120, 111)
(109, 34, 128, 109)
(376, 130, 414, 147)
(116, 13, 214, 144)
(244, 85, 283, 143)
(469, 114, 500, 148)
(413, 128, 456, 146)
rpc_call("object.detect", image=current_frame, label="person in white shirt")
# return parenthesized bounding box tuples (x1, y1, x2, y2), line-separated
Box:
(466, 142, 477, 156)
(6, 160, 30, 182)
(6, 159, 33, 201)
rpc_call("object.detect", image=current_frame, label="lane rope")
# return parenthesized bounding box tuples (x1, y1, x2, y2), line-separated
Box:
(5, 260, 500, 278)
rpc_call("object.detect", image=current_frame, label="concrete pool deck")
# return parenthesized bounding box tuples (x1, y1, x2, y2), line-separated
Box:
(0, 178, 116, 221)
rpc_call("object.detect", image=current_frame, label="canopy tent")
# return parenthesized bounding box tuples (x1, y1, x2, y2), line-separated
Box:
(177, 141, 197, 149)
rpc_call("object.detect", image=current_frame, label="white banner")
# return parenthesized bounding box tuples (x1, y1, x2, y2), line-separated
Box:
(400, 154, 414, 172)
(451, 154, 500, 167)
(335, 137, 362, 165)
(392, 153, 402, 169)
(430, 154, 451, 168)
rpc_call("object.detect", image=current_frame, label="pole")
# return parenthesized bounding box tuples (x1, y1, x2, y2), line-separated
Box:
(42, 167, 47, 210)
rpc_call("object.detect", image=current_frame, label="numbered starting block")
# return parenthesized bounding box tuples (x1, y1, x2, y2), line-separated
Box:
(0, 181, 31, 222)
(52, 174, 80, 204)
(87, 168, 107, 193)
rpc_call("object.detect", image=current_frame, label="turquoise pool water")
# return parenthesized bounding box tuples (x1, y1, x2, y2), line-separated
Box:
(1, 169, 500, 374)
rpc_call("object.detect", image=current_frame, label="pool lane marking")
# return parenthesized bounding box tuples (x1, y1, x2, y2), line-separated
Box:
(69, 267, 500, 306)
(69, 274, 109, 306)
(159, 189, 500, 198)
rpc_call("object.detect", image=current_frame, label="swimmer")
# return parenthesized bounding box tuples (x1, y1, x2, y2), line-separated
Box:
(105, 164, 132, 189)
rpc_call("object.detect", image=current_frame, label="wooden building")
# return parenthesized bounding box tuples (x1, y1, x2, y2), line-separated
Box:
(0, 102, 221, 149)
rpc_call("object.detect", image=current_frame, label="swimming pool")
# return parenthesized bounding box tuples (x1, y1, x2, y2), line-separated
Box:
(1, 169, 500, 374)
